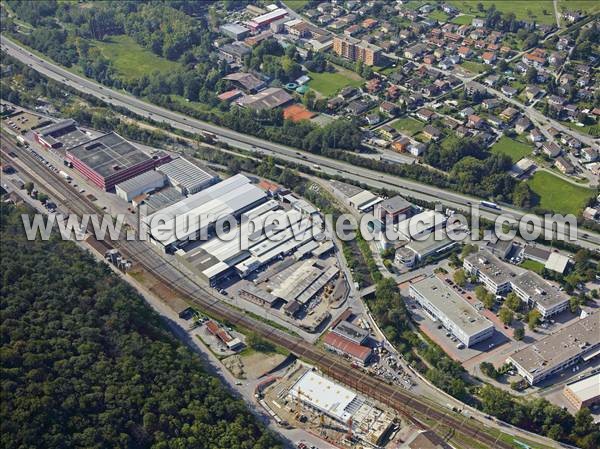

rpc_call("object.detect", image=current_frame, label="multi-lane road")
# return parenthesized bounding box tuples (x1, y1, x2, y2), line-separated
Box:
(2, 36, 598, 251)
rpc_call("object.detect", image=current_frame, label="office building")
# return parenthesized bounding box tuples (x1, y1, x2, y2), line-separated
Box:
(510, 271, 570, 319)
(333, 36, 382, 66)
(507, 313, 600, 385)
(463, 249, 515, 295)
(409, 276, 494, 347)
(66, 132, 170, 191)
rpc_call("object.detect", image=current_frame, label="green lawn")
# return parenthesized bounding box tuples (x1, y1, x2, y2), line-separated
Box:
(429, 10, 450, 22)
(449, 1, 556, 25)
(520, 259, 545, 275)
(558, 0, 600, 15)
(527, 171, 596, 216)
(391, 116, 424, 136)
(452, 14, 476, 25)
(92, 35, 181, 81)
(460, 60, 489, 74)
(307, 67, 364, 97)
(283, 0, 308, 11)
(490, 136, 533, 163)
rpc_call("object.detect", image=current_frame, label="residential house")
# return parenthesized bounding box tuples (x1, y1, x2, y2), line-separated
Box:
(525, 85, 542, 101)
(467, 114, 484, 129)
(365, 113, 381, 126)
(416, 108, 436, 122)
(555, 156, 575, 174)
(379, 125, 398, 140)
(346, 99, 370, 115)
(482, 98, 501, 110)
(529, 128, 544, 143)
(380, 101, 398, 116)
(581, 147, 598, 163)
(501, 85, 518, 97)
(392, 137, 411, 153)
(542, 142, 562, 158)
(515, 117, 532, 134)
(500, 107, 518, 122)
(408, 142, 426, 156)
(423, 125, 442, 141)
(482, 52, 497, 64)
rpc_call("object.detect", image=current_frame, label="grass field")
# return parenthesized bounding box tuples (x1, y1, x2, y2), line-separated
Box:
(520, 259, 545, 275)
(392, 116, 424, 136)
(558, 0, 600, 15)
(283, 0, 308, 11)
(490, 136, 533, 162)
(527, 171, 596, 215)
(449, 1, 556, 25)
(452, 14, 476, 25)
(92, 35, 181, 81)
(307, 66, 364, 97)
(460, 60, 489, 74)
(429, 10, 450, 22)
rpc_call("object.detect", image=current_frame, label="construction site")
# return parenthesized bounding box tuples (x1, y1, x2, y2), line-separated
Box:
(260, 363, 404, 449)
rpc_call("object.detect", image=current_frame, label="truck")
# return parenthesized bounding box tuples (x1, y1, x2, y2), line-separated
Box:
(59, 170, 72, 181)
(480, 201, 500, 210)
(16, 135, 26, 144)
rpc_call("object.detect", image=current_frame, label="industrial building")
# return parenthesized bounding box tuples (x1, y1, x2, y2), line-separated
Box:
(34, 119, 90, 149)
(507, 313, 600, 385)
(323, 332, 373, 366)
(220, 23, 250, 40)
(463, 249, 515, 295)
(409, 276, 494, 347)
(115, 170, 166, 202)
(66, 132, 170, 191)
(395, 210, 446, 241)
(563, 374, 600, 410)
(245, 8, 287, 31)
(333, 36, 382, 66)
(375, 195, 413, 223)
(157, 157, 219, 195)
(331, 320, 369, 345)
(143, 174, 267, 251)
(510, 271, 570, 319)
(405, 231, 457, 261)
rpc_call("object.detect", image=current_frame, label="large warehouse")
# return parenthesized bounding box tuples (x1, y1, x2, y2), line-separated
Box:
(34, 119, 90, 149)
(66, 132, 170, 190)
(507, 313, 600, 385)
(115, 170, 166, 202)
(143, 174, 268, 252)
(158, 157, 219, 195)
(409, 276, 494, 347)
(563, 374, 600, 410)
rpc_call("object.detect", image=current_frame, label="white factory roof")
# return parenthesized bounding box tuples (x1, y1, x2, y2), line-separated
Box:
(544, 252, 570, 274)
(157, 157, 217, 193)
(565, 374, 600, 403)
(115, 170, 165, 194)
(349, 190, 381, 209)
(144, 174, 266, 246)
(289, 370, 360, 422)
(395, 210, 446, 240)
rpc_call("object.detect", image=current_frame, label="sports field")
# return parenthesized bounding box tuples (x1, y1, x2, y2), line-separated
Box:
(490, 137, 533, 163)
(527, 171, 595, 215)
(92, 35, 181, 81)
(308, 67, 364, 97)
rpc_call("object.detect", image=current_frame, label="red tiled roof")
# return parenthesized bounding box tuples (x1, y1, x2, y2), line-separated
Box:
(323, 332, 372, 362)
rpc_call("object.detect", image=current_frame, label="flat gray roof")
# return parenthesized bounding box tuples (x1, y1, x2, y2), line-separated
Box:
(406, 232, 456, 258)
(464, 249, 515, 285)
(411, 276, 494, 337)
(332, 321, 369, 345)
(330, 180, 363, 199)
(36, 119, 90, 149)
(115, 170, 165, 194)
(68, 132, 150, 177)
(511, 271, 569, 310)
(509, 314, 600, 376)
(158, 157, 217, 192)
(142, 187, 185, 213)
(565, 373, 600, 402)
(379, 195, 412, 214)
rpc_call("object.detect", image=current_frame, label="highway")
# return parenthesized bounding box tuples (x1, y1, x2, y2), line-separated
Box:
(2, 35, 599, 251)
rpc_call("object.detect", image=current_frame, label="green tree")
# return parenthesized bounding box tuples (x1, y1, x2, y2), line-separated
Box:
(453, 269, 467, 287)
(513, 327, 525, 340)
(505, 292, 521, 311)
(528, 309, 541, 330)
(499, 307, 514, 325)
(24, 181, 34, 194)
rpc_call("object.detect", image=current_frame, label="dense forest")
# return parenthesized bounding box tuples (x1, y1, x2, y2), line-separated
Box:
(0, 204, 282, 449)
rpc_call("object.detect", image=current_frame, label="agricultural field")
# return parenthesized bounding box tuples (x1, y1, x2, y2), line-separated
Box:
(557, 0, 600, 16)
(308, 66, 364, 97)
(526, 171, 596, 215)
(283, 0, 309, 12)
(429, 10, 450, 22)
(451, 14, 476, 25)
(92, 35, 181, 81)
(490, 137, 533, 163)
(391, 116, 425, 136)
(449, 1, 557, 25)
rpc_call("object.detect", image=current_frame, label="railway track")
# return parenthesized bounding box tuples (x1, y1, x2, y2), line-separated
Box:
(1, 139, 515, 449)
